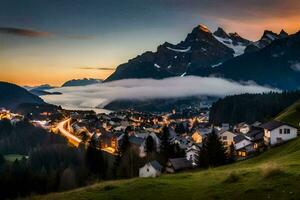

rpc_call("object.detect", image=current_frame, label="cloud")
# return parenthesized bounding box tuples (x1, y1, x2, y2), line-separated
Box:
(0, 27, 51, 37)
(79, 67, 115, 71)
(0, 27, 93, 40)
(42, 76, 280, 111)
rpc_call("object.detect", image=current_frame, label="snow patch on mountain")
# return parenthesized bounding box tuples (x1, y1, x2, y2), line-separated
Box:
(154, 63, 161, 69)
(211, 62, 222, 68)
(180, 72, 187, 77)
(213, 35, 247, 57)
(167, 46, 191, 53)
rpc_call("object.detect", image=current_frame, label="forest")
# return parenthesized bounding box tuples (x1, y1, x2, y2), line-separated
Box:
(209, 91, 300, 125)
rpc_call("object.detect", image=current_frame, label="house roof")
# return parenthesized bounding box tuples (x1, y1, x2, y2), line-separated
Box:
(246, 127, 264, 141)
(150, 160, 162, 171)
(218, 130, 236, 136)
(235, 122, 249, 129)
(129, 136, 145, 146)
(233, 134, 247, 143)
(168, 158, 192, 171)
(260, 120, 297, 131)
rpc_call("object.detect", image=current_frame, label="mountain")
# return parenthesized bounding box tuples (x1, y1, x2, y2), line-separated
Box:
(0, 82, 46, 110)
(244, 30, 289, 53)
(24, 84, 55, 91)
(195, 31, 300, 90)
(29, 89, 62, 96)
(105, 25, 250, 82)
(61, 78, 102, 87)
(213, 27, 250, 56)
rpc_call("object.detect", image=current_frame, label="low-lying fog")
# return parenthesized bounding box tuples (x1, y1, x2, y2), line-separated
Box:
(42, 76, 280, 112)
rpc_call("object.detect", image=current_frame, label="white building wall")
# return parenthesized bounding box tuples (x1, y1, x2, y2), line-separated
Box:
(268, 125, 297, 146)
(220, 131, 236, 147)
(186, 150, 199, 166)
(139, 164, 160, 177)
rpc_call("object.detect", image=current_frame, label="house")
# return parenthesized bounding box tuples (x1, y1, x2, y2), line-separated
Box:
(185, 144, 200, 166)
(100, 132, 123, 152)
(190, 129, 202, 144)
(221, 123, 230, 131)
(234, 134, 254, 158)
(165, 158, 193, 173)
(139, 160, 162, 178)
(129, 136, 146, 157)
(260, 120, 298, 146)
(246, 127, 264, 150)
(234, 122, 250, 134)
(136, 132, 161, 152)
(218, 130, 236, 148)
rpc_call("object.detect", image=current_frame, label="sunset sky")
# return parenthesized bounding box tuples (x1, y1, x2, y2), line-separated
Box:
(1, 0, 300, 86)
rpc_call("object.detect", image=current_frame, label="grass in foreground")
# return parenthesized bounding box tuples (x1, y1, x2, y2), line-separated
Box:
(29, 137, 300, 200)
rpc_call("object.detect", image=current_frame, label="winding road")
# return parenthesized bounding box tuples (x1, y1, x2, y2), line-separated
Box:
(57, 118, 82, 147)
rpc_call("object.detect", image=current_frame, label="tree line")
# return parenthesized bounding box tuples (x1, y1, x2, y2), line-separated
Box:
(209, 91, 300, 125)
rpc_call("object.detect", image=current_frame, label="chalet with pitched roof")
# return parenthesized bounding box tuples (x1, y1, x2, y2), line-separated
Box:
(260, 120, 298, 146)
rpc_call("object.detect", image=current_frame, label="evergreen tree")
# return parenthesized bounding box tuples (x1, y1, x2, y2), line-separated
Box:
(160, 126, 171, 164)
(197, 138, 209, 168)
(227, 143, 236, 163)
(119, 131, 130, 156)
(86, 140, 104, 179)
(198, 129, 227, 168)
(146, 136, 155, 153)
(0, 153, 4, 166)
(175, 123, 186, 135)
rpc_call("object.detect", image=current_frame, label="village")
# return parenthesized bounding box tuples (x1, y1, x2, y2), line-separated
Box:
(1, 106, 298, 178)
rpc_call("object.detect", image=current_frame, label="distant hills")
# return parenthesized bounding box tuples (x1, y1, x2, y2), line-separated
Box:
(0, 82, 46, 110)
(105, 24, 300, 90)
(61, 78, 102, 87)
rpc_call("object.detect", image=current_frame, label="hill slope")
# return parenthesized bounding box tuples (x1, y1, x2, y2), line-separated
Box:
(0, 82, 45, 110)
(276, 99, 300, 128)
(31, 136, 300, 200)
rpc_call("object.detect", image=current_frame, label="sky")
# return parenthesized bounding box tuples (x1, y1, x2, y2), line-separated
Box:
(1, 0, 300, 86)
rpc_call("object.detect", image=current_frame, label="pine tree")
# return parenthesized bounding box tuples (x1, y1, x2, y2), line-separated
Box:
(227, 143, 236, 163)
(160, 126, 171, 164)
(198, 129, 227, 168)
(146, 136, 155, 153)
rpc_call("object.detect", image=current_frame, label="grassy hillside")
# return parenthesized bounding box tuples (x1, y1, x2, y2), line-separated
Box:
(276, 99, 300, 128)
(29, 136, 300, 200)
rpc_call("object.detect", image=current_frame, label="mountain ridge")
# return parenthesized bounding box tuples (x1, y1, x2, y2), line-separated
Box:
(0, 81, 46, 110)
(105, 24, 248, 82)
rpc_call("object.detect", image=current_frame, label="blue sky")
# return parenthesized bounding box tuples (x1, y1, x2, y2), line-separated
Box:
(1, 0, 300, 86)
